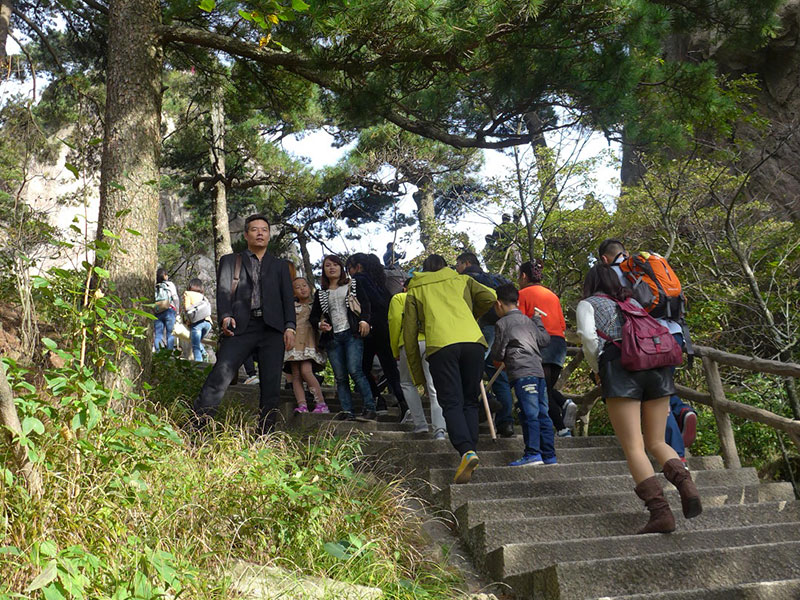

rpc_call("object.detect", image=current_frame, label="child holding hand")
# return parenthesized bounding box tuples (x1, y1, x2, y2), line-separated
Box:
(285, 277, 328, 414)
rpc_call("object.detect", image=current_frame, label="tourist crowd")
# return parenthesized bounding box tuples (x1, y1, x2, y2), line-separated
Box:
(154, 214, 703, 535)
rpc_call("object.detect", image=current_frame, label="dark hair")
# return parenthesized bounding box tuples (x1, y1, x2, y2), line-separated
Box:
(495, 283, 519, 304)
(244, 213, 271, 231)
(582, 264, 634, 301)
(320, 255, 349, 290)
(519, 259, 543, 283)
(456, 252, 479, 267)
(187, 278, 203, 292)
(386, 242, 394, 249)
(347, 253, 387, 292)
(598, 238, 625, 261)
(156, 268, 168, 284)
(422, 254, 447, 272)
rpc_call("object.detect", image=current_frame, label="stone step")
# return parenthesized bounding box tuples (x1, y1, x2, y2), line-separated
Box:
(465, 482, 795, 536)
(393, 446, 630, 469)
(520, 540, 800, 599)
(489, 516, 800, 582)
(365, 434, 621, 453)
(466, 501, 800, 557)
(424, 457, 723, 488)
(607, 579, 800, 600)
(440, 467, 760, 510)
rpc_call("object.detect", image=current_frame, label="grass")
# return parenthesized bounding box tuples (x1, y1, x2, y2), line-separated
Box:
(0, 355, 462, 599)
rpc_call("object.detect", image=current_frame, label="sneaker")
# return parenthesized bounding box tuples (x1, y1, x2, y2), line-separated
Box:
(543, 455, 558, 465)
(509, 453, 544, 467)
(433, 429, 447, 441)
(562, 399, 578, 429)
(454, 451, 479, 484)
(400, 411, 414, 425)
(556, 428, 572, 437)
(375, 396, 389, 415)
(680, 409, 698, 448)
(311, 403, 330, 414)
(294, 405, 308, 414)
(413, 425, 429, 434)
(355, 410, 377, 422)
(244, 375, 259, 385)
(335, 411, 355, 421)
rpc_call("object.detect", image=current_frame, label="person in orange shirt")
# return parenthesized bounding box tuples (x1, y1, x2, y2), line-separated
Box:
(518, 260, 577, 436)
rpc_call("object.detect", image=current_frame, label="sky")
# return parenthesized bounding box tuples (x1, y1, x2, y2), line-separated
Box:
(282, 129, 621, 266)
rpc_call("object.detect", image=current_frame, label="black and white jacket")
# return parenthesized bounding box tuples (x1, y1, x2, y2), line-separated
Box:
(310, 279, 371, 349)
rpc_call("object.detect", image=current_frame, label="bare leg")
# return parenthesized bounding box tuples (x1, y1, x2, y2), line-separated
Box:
(606, 397, 654, 484)
(290, 362, 307, 408)
(300, 361, 325, 404)
(642, 396, 681, 468)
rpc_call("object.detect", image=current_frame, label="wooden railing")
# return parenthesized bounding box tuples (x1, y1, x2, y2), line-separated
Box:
(558, 345, 800, 469)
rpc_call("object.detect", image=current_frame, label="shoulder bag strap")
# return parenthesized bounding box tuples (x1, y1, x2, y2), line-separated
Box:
(231, 253, 243, 301)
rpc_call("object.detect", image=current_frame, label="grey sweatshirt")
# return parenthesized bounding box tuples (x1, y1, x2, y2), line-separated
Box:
(490, 308, 551, 382)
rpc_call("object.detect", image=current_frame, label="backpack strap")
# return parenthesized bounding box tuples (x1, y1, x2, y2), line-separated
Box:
(231, 253, 243, 300)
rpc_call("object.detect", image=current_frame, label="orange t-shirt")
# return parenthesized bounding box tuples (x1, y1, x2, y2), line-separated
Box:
(518, 284, 566, 338)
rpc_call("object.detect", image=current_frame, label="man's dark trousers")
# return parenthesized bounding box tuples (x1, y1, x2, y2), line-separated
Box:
(427, 342, 485, 456)
(194, 316, 284, 433)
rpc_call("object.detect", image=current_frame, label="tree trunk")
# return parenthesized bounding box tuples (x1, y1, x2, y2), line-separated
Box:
(209, 85, 232, 266)
(297, 229, 315, 288)
(0, 0, 11, 69)
(0, 356, 43, 498)
(413, 175, 436, 251)
(97, 0, 163, 393)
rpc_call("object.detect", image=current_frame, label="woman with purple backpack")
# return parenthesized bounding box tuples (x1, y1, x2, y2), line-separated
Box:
(576, 263, 702, 535)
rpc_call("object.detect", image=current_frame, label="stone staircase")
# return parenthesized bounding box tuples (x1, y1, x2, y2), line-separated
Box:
(220, 381, 800, 599)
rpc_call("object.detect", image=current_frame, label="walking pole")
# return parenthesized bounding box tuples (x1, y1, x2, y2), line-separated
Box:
(479, 380, 497, 441)
(485, 363, 505, 390)
(480, 363, 505, 442)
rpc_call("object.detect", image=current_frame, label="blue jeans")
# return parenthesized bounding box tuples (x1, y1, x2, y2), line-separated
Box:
(665, 333, 693, 457)
(482, 325, 514, 427)
(513, 376, 555, 459)
(327, 331, 375, 414)
(190, 320, 212, 361)
(154, 308, 176, 350)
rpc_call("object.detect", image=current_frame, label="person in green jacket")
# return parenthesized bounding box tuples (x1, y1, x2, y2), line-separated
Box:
(403, 254, 496, 484)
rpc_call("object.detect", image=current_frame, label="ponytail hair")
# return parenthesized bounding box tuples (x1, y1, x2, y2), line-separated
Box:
(582, 263, 634, 301)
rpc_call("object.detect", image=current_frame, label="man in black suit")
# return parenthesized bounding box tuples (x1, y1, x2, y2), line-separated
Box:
(193, 214, 296, 434)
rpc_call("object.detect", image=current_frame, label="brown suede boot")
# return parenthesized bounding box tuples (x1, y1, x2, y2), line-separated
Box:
(634, 476, 676, 534)
(663, 458, 703, 519)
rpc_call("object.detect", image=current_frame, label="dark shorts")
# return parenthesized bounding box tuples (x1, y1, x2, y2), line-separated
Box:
(540, 335, 567, 368)
(599, 355, 675, 401)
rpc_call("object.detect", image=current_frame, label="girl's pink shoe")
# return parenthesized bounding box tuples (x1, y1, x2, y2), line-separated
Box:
(294, 405, 309, 414)
(312, 403, 330, 414)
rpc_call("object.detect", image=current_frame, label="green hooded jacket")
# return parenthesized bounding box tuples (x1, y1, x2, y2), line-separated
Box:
(402, 267, 496, 385)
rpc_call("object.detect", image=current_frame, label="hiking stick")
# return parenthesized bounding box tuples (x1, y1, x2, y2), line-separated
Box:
(486, 363, 505, 389)
(479, 381, 497, 441)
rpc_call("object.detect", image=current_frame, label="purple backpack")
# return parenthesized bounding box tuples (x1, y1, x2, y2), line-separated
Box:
(597, 295, 683, 371)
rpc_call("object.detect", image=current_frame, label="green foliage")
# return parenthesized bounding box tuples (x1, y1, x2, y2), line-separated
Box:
(1, 252, 458, 599)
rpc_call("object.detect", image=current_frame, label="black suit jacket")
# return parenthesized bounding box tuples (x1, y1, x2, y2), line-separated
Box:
(216, 251, 296, 334)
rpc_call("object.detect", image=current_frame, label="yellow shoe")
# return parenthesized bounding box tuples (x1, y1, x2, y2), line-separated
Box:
(453, 451, 479, 484)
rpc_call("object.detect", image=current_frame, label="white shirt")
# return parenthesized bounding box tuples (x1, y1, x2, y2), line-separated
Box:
(576, 300, 601, 373)
(328, 285, 350, 333)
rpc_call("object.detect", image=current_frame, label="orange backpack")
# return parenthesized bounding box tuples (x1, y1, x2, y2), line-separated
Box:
(618, 252, 684, 320)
